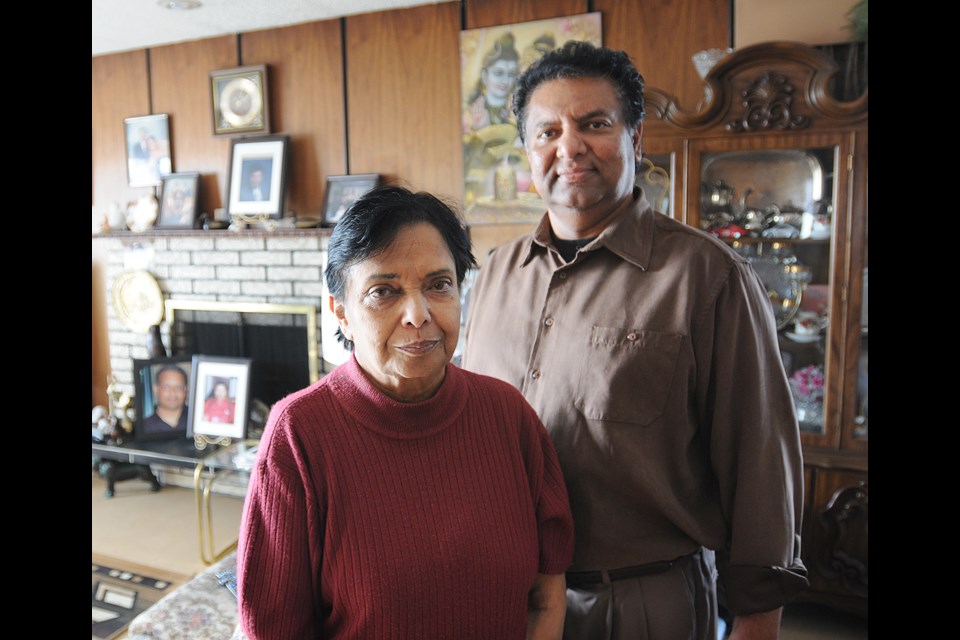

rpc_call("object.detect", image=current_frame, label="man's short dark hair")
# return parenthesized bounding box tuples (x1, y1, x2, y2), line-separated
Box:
(155, 364, 187, 386)
(324, 185, 477, 350)
(513, 40, 645, 144)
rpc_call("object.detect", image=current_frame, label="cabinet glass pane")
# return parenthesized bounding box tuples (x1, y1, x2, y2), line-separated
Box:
(703, 147, 836, 435)
(854, 268, 868, 439)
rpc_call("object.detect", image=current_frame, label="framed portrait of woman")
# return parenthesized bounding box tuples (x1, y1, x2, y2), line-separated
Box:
(187, 355, 252, 444)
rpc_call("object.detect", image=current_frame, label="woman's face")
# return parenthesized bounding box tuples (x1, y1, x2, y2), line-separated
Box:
(334, 223, 461, 402)
(214, 383, 227, 400)
(482, 59, 519, 102)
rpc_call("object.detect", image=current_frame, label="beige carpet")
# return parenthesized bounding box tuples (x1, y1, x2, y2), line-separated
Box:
(92, 472, 246, 578)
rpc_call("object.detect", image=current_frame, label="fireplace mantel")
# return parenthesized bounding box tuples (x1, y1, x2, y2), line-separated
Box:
(93, 227, 334, 241)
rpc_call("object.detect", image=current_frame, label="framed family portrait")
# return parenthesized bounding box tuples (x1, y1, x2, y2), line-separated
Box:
(322, 174, 381, 226)
(226, 135, 289, 219)
(188, 355, 252, 442)
(124, 114, 173, 188)
(133, 357, 192, 442)
(156, 172, 200, 229)
(210, 64, 270, 137)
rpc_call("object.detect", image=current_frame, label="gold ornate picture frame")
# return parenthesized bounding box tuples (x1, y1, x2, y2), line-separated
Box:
(210, 65, 270, 137)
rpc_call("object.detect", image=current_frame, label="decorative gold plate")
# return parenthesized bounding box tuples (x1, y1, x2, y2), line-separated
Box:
(112, 270, 165, 334)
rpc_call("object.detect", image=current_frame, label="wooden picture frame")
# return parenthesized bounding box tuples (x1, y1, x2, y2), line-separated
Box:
(226, 135, 289, 220)
(187, 355, 252, 445)
(124, 114, 173, 188)
(210, 65, 270, 137)
(156, 172, 200, 229)
(322, 174, 381, 226)
(133, 357, 192, 442)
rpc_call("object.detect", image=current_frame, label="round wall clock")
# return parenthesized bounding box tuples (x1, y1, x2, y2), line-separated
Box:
(210, 64, 270, 136)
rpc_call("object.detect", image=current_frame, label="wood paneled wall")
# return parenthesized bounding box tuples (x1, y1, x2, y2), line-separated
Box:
(150, 37, 238, 216)
(92, 50, 151, 211)
(243, 20, 347, 216)
(91, 0, 735, 216)
(599, 0, 730, 111)
(91, 0, 737, 404)
(465, 0, 588, 28)
(346, 3, 462, 201)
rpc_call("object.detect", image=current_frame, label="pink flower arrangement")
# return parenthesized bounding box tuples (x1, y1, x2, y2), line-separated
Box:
(789, 365, 824, 398)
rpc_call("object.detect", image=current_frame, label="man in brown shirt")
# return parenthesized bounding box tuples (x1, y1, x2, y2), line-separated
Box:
(462, 42, 808, 640)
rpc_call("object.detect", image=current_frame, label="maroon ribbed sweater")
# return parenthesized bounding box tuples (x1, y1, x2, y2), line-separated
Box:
(237, 356, 574, 639)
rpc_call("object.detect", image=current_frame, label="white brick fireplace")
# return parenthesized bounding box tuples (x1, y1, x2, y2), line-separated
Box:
(96, 230, 337, 399)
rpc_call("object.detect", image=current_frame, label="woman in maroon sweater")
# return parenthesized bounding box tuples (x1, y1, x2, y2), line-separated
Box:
(236, 185, 574, 639)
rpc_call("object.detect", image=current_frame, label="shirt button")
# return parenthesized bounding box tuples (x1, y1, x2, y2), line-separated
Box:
(531, 369, 542, 380)
(626, 332, 638, 341)
(558, 272, 567, 280)
(544, 318, 554, 327)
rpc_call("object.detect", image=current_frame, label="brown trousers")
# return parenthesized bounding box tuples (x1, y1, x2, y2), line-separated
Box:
(563, 549, 718, 640)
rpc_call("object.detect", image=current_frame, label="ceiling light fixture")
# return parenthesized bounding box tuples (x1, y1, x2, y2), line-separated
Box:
(157, 0, 202, 10)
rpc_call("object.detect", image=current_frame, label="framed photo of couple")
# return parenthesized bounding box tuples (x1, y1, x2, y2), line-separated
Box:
(157, 172, 200, 229)
(124, 114, 173, 188)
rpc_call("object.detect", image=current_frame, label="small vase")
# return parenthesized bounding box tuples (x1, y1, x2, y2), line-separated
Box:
(791, 384, 823, 432)
(494, 155, 517, 201)
(147, 324, 167, 358)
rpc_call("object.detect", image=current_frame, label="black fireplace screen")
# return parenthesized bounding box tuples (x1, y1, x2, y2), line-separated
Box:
(165, 300, 319, 408)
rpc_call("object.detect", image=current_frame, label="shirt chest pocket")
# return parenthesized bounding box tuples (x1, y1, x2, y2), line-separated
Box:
(575, 326, 684, 425)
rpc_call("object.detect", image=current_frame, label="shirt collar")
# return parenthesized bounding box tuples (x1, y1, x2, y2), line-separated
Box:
(520, 187, 656, 270)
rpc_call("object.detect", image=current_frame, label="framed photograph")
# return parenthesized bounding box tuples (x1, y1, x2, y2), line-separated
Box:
(156, 172, 200, 229)
(187, 355, 252, 441)
(124, 114, 173, 188)
(133, 357, 192, 441)
(226, 135, 289, 219)
(210, 65, 270, 137)
(322, 174, 381, 226)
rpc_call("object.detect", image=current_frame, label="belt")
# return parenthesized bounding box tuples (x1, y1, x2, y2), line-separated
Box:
(565, 560, 676, 587)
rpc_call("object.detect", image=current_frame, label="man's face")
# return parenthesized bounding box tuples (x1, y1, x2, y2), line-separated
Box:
(523, 76, 642, 233)
(155, 369, 187, 412)
(249, 170, 263, 187)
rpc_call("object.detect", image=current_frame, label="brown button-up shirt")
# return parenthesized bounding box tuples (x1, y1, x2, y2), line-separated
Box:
(462, 190, 808, 614)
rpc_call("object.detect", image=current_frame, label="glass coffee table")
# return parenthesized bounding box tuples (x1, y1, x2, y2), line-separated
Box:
(92, 437, 259, 565)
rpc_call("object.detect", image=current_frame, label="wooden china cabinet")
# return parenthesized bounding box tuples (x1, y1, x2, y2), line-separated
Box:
(639, 41, 868, 616)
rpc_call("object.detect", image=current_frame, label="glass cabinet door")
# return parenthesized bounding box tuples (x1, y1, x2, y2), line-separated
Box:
(641, 140, 682, 221)
(638, 152, 674, 218)
(688, 133, 854, 449)
(842, 130, 868, 453)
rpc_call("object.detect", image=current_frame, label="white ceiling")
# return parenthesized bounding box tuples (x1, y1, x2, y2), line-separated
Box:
(92, 0, 456, 57)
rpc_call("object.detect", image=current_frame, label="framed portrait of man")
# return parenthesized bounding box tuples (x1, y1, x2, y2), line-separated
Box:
(226, 135, 288, 220)
(133, 357, 192, 441)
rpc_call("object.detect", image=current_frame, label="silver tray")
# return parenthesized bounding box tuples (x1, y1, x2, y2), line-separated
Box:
(701, 150, 823, 215)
